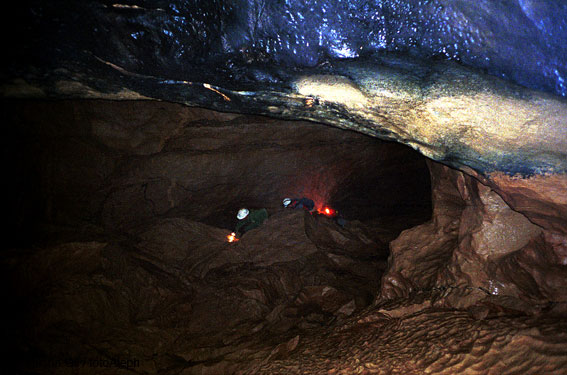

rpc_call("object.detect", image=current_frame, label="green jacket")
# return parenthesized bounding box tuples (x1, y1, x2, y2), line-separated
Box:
(235, 208, 268, 234)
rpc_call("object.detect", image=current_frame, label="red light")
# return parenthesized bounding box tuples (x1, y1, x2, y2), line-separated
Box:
(319, 206, 335, 217)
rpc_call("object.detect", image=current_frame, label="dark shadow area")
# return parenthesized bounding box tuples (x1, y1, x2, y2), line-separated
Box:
(2, 99, 432, 247)
(1, 99, 434, 374)
(329, 138, 432, 221)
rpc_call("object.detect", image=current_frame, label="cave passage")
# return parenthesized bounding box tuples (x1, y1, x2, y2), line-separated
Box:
(3, 1, 567, 373)
(4, 99, 432, 246)
(2, 99, 437, 374)
(3, 99, 567, 375)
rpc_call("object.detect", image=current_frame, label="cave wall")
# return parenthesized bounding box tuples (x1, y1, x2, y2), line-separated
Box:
(4, 99, 431, 244)
(4, 3, 567, 245)
(3, 99, 567, 374)
(7, 1, 566, 97)
(381, 160, 567, 312)
(3, 100, 436, 373)
(2, 2, 567, 372)
(5, 98, 565, 310)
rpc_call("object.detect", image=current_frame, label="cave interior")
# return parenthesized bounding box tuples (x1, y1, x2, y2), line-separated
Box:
(4, 99, 436, 371)
(2, 1, 567, 374)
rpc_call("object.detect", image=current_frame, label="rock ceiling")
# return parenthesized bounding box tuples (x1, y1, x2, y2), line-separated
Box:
(3, 0, 566, 233)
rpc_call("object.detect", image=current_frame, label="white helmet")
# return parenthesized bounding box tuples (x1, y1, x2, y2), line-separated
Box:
(237, 208, 249, 220)
(283, 198, 292, 207)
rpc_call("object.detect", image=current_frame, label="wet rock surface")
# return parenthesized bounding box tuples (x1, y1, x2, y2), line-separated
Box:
(4, 0, 567, 96)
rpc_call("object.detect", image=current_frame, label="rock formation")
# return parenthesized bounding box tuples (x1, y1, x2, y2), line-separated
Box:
(2, 99, 567, 375)
(2, 1, 567, 374)
(2, 100, 432, 374)
(382, 161, 567, 312)
(2, 99, 430, 245)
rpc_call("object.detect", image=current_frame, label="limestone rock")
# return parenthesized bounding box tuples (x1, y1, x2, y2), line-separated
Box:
(381, 160, 567, 308)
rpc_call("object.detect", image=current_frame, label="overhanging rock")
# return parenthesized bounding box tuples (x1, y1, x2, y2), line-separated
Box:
(4, 54, 566, 232)
(2, 1, 566, 232)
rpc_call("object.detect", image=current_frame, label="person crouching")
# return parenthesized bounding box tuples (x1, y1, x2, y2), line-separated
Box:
(282, 197, 315, 212)
(235, 208, 268, 236)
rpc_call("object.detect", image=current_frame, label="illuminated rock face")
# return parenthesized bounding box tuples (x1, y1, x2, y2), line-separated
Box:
(4, 3, 567, 236)
(382, 161, 567, 310)
(290, 57, 567, 225)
